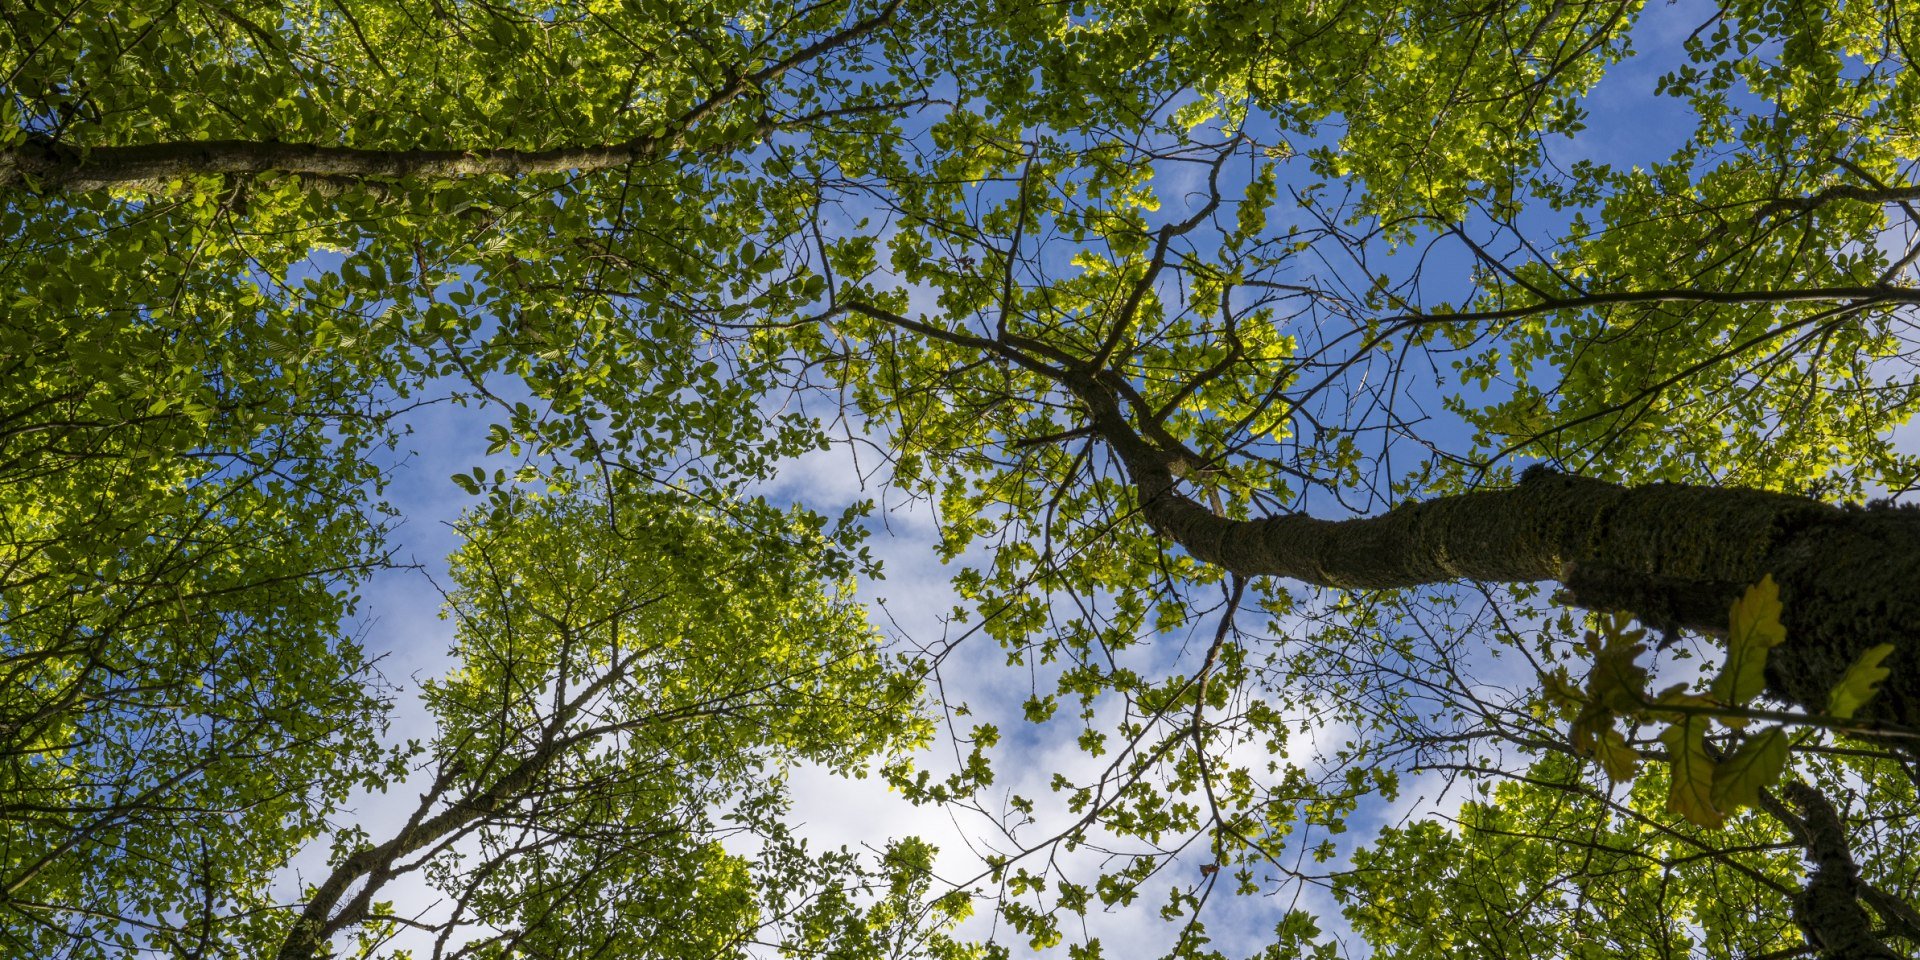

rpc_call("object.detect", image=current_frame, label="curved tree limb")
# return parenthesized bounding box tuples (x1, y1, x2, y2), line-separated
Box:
(1061, 367, 1920, 730)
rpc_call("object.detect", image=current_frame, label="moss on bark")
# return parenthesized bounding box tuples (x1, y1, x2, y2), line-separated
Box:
(1140, 469, 1920, 730)
(1074, 373, 1917, 732)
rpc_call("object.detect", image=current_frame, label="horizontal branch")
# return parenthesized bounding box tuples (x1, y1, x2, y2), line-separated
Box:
(1, 135, 670, 192)
(2, 0, 904, 194)
(1389, 283, 1920, 328)
(1759, 181, 1920, 217)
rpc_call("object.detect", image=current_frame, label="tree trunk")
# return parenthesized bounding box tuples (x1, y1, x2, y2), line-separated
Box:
(1072, 374, 1920, 730)
(1149, 467, 1917, 726)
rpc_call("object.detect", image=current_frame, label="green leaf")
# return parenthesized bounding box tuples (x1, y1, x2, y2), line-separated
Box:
(1711, 575, 1787, 710)
(1588, 722, 1641, 782)
(1584, 613, 1650, 712)
(1708, 726, 1788, 813)
(1827, 644, 1896, 720)
(1659, 716, 1724, 829)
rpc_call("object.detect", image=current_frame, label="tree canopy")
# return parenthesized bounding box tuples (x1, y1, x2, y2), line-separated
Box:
(4, 0, 1920, 957)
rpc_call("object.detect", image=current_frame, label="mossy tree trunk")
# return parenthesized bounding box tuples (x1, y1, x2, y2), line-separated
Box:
(1071, 372, 1920, 731)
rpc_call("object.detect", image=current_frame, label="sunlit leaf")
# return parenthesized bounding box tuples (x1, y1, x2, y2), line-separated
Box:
(1711, 575, 1787, 709)
(1828, 644, 1897, 720)
(1659, 716, 1724, 830)
(1709, 726, 1788, 814)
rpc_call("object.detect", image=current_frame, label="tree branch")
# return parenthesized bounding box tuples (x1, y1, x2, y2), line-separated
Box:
(0, 0, 904, 194)
(1781, 782, 1905, 960)
(1063, 368, 1920, 729)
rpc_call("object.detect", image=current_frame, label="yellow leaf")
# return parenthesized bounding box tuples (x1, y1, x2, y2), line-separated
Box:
(1570, 702, 1610, 755)
(1708, 726, 1788, 813)
(1588, 725, 1641, 782)
(1827, 643, 1896, 720)
(1711, 575, 1787, 708)
(1585, 614, 1649, 712)
(1659, 716, 1723, 829)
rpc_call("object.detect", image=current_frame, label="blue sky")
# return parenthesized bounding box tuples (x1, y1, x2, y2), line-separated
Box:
(260, 0, 1920, 954)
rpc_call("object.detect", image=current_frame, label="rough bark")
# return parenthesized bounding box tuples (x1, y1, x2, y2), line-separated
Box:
(0, 133, 671, 193)
(1070, 372, 1920, 731)
(1782, 782, 1907, 960)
